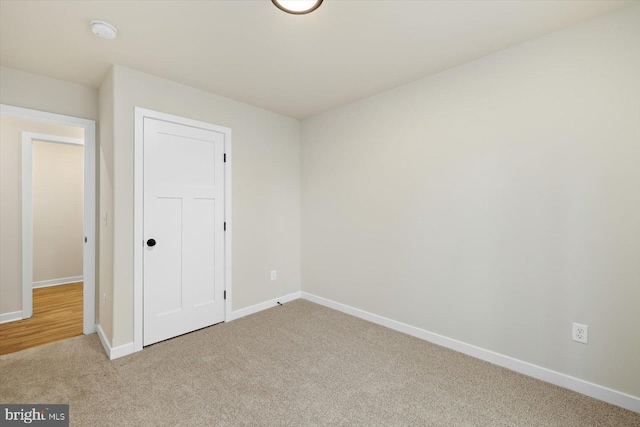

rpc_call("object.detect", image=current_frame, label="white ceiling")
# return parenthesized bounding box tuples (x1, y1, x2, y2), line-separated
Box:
(0, 1, 631, 119)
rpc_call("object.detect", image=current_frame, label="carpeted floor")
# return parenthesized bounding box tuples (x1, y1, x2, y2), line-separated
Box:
(1, 299, 638, 426)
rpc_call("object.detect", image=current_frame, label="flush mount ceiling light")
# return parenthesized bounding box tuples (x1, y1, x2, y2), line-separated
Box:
(90, 20, 118, 40)
(272, 0, 323, 15)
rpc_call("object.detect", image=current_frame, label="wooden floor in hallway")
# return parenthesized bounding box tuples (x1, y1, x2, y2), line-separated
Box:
(0, 282, 83, 355)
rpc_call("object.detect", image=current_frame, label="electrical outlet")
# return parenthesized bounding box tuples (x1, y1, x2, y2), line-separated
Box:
(102, 293, 107, 307)
(572, 323, 588, 344)
(271, 270, 277, 281)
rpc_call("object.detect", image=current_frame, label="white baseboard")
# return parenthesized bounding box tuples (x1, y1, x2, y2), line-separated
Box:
(300, 292, 640, 414)
(96, 324, 135, 360)
(227, 291, 301, 321)
(110, 341, 135, 360)
(0, 310, 23, 324)
(33, 276, 83, 289)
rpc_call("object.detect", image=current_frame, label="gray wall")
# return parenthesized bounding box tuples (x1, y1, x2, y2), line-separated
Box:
(0, 66, 98, 120)
(301, 6, 640, 397)
(108, 66, 301, 347)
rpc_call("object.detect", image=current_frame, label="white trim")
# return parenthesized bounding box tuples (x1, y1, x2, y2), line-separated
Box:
(33, 276, 84, 289)
(23, 132, 84, 146)
(110, 341, 135, 360)
(96, 324, 135, 360)
(21, 132, 33, 319)
(224, 122, 233, 330)
(0, 311, 23, 324)
(227, 291, 301, 321)
(4, 102, 96, 336)
(300, 292, 640, 413)
(133, 107, 232, 353)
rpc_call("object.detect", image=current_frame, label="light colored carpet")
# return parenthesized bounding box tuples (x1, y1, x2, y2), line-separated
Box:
(1, 299, 638, 426)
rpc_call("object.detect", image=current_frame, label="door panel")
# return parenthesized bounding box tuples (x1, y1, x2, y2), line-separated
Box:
(188, 198, 216, 307)
(143, 117, 225, 346)
(148, 197, 183, 316)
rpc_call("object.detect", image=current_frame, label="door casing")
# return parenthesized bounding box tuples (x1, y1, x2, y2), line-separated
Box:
(133, 107, 232, 353)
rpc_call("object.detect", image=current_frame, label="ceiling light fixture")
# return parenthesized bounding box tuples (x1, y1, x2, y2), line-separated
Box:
(272, 0, 323, 15)
(90, 20, 118, 40)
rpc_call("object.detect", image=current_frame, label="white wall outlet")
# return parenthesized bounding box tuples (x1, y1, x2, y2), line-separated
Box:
(572, 323, 588, 344)
(271, 270, 277, 281)
(102, 293, 107, 307)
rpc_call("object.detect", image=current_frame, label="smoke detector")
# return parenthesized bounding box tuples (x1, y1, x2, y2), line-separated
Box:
(90, 20, 117, 40)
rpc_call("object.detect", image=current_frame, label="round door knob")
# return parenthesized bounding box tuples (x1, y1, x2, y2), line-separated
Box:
(147, 239, 156, 247)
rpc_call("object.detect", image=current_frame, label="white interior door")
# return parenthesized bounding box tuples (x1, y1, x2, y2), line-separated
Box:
(143, 117, 225, 346)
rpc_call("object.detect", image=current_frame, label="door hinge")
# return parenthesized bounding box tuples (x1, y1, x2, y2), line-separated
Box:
(84, 237, 87, 243)
(224, 222, 226, 231)
(224, 153, 226, 163)
(224, 290, 227, 300)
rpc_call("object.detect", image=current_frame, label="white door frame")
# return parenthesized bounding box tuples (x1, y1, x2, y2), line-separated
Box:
(133, 107, 232, 353)
(22, 132, 84, 319)
(2, 104, 96, 334)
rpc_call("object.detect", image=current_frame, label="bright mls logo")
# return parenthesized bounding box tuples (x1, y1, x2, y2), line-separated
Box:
(1, 405, 68, 426)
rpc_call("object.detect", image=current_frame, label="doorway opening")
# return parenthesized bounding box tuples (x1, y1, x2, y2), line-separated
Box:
(0, 105, 96, 355)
